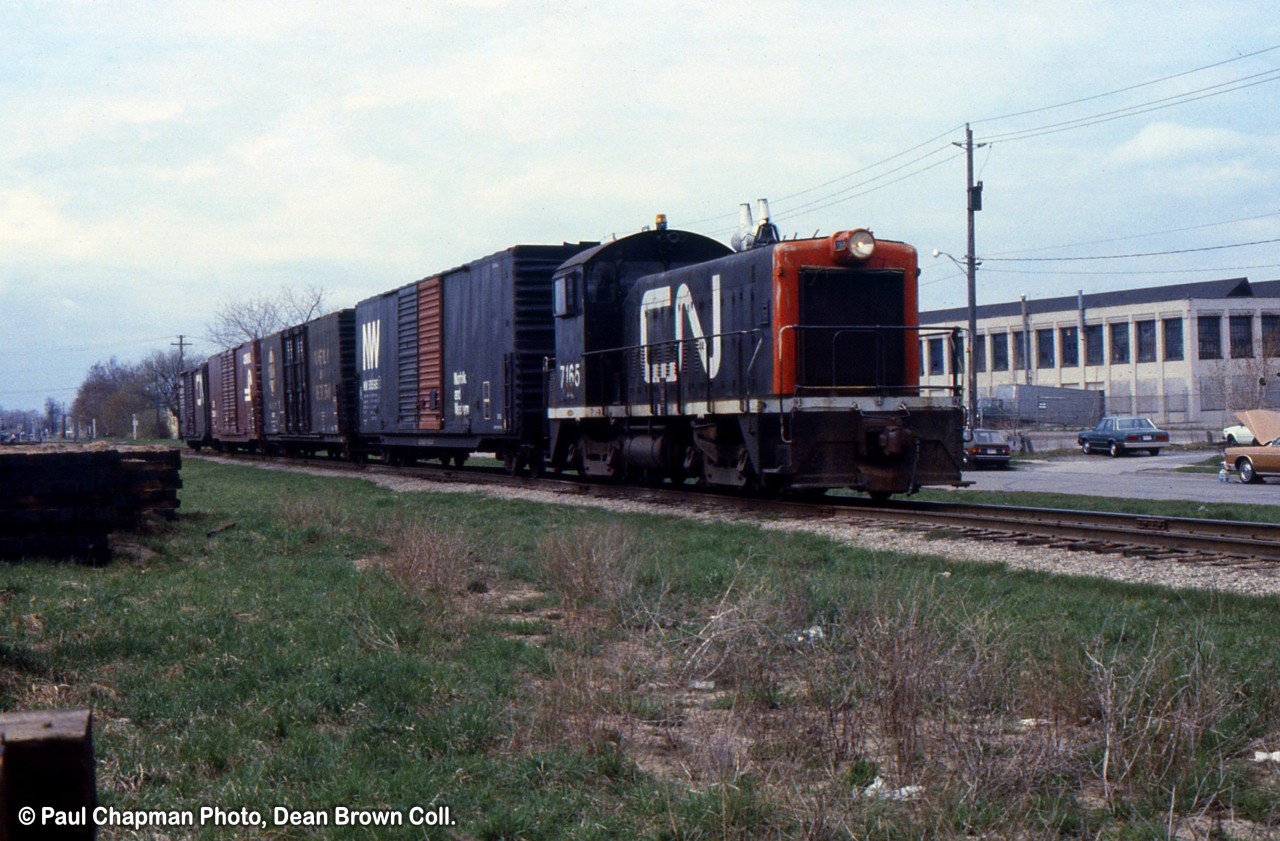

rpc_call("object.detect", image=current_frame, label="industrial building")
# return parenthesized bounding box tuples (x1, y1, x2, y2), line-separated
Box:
(919, 277, 1280, 428)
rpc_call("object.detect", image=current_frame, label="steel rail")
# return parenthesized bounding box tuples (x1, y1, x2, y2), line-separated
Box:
(193, 452, 1280, 563)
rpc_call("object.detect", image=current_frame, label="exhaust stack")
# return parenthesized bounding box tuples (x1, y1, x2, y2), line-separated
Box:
(731, 203, 754, 252)
(730, 198, 781, 251)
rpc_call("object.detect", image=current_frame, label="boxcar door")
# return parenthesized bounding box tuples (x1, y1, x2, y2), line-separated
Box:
(417, 277, 444, 431)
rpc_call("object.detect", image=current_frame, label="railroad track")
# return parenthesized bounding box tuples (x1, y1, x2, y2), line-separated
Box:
(193, 451, 1280, 567)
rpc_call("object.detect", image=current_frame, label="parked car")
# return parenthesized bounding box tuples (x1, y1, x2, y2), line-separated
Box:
(964, 428, 1012, 468)
(1077, 416, 1169, 456)
(1223, 423, 1256, 446)
(1224, 409, 1280, 484)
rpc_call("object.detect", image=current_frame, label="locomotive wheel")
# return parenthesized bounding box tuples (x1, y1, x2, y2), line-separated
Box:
(452, 453, 467, 468)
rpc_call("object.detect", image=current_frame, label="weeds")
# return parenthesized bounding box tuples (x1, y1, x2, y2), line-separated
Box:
(536, 521, 638, 614)
(1083, 624, 1239, 818)
(380, 515, 478, 599)
(4, 459, 1278, 839)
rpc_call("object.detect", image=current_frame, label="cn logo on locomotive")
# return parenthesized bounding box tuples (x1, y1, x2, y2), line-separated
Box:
(639, 274, 722, 384)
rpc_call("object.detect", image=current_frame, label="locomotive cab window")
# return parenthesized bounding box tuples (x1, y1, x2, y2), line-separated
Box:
(588, 263, 619, 303)
(553, 272, 580, 317)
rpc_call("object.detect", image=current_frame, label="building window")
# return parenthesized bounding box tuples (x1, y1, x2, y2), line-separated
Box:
(1060, 326, 1079, 367)
(953, 334, 965, 375)
(1230, 315, 1254, 358)
(974, 334, 987, 372)
(1198, 316, 1222, 360)
(1014, 331, 1030, 370)
(928, 337, 945, 375)
(1136, 320, 1156, 363)
(919, 342, 926, 376)
(991, 333, 1009, 371)
(1110, 323, 1130, 364)
(1084, 324, 1103, 365)
(1163, 318, 1183, 361)
(1036, 328, 1054, 368)
(1262, 315, 1280, 357)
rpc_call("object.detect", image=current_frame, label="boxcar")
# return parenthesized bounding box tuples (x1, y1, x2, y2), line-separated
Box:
(178, 362, 211, 449)
(355, 242, 595, 467)
(261, 309, 357, 457)
(207, 339, 263, 451)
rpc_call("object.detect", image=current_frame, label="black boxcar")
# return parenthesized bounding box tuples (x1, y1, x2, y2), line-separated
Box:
(261, 309, 357, 456)
(178, 362, 211, 449)
(355, 242, 594, 467)
(207, 339, 263, 451)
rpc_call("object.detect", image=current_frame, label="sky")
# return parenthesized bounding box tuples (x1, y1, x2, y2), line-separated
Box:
(4, 1, 1280, 412)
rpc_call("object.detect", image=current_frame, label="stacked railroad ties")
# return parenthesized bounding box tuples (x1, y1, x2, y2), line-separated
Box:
(0, 444, 182, 563)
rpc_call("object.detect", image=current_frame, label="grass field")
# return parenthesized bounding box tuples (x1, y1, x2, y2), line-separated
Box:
(3, 458, 1279, 839)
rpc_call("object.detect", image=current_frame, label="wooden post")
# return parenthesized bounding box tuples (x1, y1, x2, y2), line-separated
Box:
(0, 710, 95, 840)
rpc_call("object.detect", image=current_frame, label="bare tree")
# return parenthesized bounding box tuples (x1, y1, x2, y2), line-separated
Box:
(205, 285, 328, 349)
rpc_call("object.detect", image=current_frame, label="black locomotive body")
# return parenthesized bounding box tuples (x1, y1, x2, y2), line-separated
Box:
(182, 224, 964, 498)
(546, 228, 965, 496)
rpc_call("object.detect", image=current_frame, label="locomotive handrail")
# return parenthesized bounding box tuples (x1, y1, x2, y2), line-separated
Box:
(777, 324, 962, 398)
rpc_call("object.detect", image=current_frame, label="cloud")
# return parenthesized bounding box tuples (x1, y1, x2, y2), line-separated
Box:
(1108, 122, 1271, 165)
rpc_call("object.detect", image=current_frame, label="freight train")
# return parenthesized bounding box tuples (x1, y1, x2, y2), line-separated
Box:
(180, 211, 966, 499)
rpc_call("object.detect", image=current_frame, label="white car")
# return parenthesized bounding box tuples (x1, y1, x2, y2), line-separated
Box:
(1223, 424, 1256, 446)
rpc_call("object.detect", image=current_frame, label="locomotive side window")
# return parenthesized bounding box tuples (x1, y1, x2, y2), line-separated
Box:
(588, 263, 619, 303)
(553, 272, 580, 317)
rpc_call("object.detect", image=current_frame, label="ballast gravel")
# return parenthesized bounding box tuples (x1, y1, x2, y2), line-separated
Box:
(205, 457, 1280, 599)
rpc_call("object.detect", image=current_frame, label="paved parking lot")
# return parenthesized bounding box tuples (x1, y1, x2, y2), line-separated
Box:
(956, 448, 1279, 504)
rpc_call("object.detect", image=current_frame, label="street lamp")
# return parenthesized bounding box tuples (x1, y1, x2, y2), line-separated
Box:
(933, 248, 980, 428)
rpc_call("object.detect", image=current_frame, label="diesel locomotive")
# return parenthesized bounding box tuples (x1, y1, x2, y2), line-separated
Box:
(181, 214, 966, 498)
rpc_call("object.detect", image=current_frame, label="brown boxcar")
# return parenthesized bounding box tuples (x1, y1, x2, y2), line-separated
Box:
(207, 340, 263, 450)
(178, 362, 211, 449)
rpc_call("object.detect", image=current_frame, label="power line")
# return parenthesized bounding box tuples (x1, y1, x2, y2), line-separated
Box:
(682, 126, 965, 228)
(0, 334, 178, 358)
(986, 209, 1280, 256)
(972, 44, 1280, 126)
(984, 236, 1280, 262)
(980, 68, 1280, 145)
(979, 262, 1280, 277)
(683, 44, 1280, 236)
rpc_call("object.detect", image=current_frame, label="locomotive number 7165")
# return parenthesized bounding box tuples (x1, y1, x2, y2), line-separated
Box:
(558, 363, 581, 390)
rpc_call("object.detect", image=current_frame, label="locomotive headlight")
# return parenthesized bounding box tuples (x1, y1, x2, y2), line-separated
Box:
(831, 229, 875, 263)
(848, 229, 875, 259)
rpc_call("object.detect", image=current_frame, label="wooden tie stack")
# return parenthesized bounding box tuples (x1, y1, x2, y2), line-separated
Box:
(0, 445, 182, 563)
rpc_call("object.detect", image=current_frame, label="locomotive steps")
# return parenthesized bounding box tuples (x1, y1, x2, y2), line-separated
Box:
(0, 444, 182, 563)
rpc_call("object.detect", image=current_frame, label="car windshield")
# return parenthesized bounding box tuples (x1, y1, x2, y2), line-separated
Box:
(1117, 418, 1155, 430)
(973, 430, 1003, 444)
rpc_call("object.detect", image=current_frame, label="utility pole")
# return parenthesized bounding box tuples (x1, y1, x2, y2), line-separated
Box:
(172, 334, 188, 369)
(953, 124, 985, 427)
